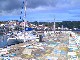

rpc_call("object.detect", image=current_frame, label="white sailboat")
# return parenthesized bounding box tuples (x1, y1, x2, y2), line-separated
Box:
(7, 0, 37, 45)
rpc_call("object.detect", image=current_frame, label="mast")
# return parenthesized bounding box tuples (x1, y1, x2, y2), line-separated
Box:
(23, 0, 27, 42)
(24, 0, 27, 29)
(53, 17, 55, 33)
(24, 0, 27, 19)
(61, 25, 63, 31)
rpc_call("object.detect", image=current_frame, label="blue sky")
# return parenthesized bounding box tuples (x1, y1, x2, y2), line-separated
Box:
(0, 0, 80, 22)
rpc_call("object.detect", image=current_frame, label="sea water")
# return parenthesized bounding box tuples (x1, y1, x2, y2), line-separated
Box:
(0, 35, 7, 48)
(0, 34, 20, 48)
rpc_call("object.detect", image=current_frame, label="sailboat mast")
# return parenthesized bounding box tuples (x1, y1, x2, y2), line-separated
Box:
(24, 0, 27, 18)
(54, 18, 55, 33)
(24, 0, 27, 28)
(23, 0, 27, 42)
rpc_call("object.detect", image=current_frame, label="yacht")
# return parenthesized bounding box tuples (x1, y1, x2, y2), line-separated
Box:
(1, 0, 38, 46)
(7, 30, 37, 45)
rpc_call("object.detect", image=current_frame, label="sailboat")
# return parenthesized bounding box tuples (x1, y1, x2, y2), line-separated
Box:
(7, 0, 37, 45)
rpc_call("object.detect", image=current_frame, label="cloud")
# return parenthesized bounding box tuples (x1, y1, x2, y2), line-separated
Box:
(0, 0, 80, 21)
(27, 0, 58, 8)
(0, 0, 22, 13)
(0, 0, 71, 11)
(0, 0, 80, 12)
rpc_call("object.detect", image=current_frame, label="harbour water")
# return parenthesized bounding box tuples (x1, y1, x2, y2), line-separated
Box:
(0, 34, 20, 48)
(0, 34, 7, 48)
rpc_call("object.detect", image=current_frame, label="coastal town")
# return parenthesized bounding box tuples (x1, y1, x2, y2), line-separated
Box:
(0, 0, 80, 60)
(0, 20, 80, 60)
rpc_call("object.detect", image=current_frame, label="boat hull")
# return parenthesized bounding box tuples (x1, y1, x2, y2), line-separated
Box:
(7, 39, 23, 46)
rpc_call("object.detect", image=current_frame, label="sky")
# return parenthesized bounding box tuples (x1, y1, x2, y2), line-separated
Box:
(0, 0, 80, 22)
